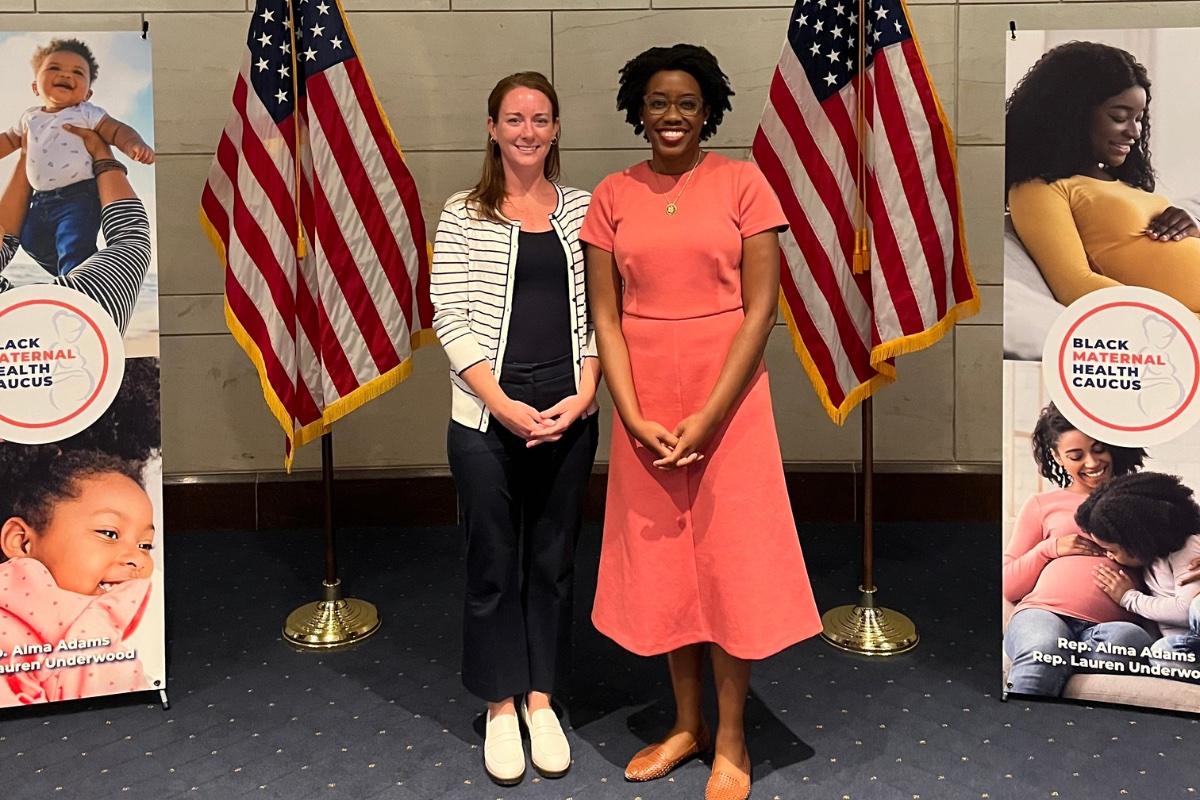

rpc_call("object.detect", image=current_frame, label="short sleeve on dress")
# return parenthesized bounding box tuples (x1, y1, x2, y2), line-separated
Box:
(737, 162, 788, 238)
(580, 176, 616, 252)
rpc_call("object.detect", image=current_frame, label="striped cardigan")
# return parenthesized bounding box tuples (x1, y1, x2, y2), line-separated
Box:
(431, 184, 597, 431)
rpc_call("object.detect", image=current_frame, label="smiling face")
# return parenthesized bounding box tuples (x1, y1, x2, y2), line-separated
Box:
(486, 86, 558, 177)
(1088, 85, 1146, 170)
(1, 473, 154, 596)
(32, 49, 93, 111)
(642, 70, 707, 164)
(1053, 429, 1114, 494)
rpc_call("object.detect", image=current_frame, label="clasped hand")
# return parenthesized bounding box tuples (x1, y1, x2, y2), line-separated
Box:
(491, 394, 588, 447)
(631, 411, 719, 470)
(1145, 206, 1200, 241)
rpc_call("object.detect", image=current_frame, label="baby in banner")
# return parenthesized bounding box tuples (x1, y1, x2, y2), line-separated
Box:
(0, 444, 155, 705)
(0, 37, 153, 280)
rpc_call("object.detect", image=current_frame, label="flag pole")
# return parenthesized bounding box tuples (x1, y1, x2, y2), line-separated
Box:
(279, 0, 378, 649)
(285, 0, 306, 258)
(818, 0, 918, 656)
(283, 431, 382, 648)
(820, 399, 918, 654)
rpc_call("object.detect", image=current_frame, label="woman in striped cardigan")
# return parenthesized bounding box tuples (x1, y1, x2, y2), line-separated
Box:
(430, 71, 599, 787)
(0, 125, 151, 335)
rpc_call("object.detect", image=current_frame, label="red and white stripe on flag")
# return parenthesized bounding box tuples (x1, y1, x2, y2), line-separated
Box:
(752, 0, 979, 424)
(200, 0, 435, 468)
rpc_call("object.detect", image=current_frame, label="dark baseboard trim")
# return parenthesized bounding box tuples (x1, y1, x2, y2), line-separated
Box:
(165, 470, 1000, 532)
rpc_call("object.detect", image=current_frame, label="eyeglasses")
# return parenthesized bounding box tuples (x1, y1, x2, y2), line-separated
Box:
(643, 95, 703, 117)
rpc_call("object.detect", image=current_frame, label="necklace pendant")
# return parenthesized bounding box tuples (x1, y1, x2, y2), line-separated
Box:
(665, 202, 677, 216)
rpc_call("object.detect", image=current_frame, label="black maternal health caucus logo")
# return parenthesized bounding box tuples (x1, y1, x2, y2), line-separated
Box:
(1043, 287, 1200, 447)
(0, 285, 124, 445)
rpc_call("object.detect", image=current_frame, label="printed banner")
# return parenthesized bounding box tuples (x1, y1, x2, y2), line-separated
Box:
(0, 31, 164, 707)
(1003, 28, 1200, 712)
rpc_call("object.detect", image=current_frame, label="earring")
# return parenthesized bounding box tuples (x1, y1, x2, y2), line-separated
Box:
(551, 137, 557, 145)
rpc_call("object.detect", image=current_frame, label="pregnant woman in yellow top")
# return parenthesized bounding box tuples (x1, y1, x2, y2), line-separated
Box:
(1005, 41, 1200, 312)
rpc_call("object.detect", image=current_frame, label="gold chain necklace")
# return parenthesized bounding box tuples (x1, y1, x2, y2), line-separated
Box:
(655, 150, 702, 216)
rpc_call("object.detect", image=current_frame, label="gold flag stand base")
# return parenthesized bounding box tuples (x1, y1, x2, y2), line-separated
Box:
(820, 586, 919, 656)
(282, 433, 382, 651)
(283, 579, 381, 650)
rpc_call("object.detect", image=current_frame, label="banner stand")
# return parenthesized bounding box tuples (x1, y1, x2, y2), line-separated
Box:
(0, 30, 169, 712)
(1001, 27, 1200, 714)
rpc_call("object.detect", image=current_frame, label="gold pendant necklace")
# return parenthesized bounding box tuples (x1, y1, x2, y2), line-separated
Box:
(658, 150, 702, 216)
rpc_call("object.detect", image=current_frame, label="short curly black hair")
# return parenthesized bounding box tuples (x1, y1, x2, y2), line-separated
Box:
(616, 44, 734, 141)
(0, 446, 143, 533)
(0, 358, 158, 560)
(1075, 472, 1200, 564)
(1006, 41, 1154, 195)
(1030, 402, 1145, 488)
(32, 38, 99, 83)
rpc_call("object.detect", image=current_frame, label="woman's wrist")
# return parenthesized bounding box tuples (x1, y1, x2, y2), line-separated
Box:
(87, 140, 115, 161)
(92, 158, 127, 177)
(573, 387, 597, 410)
(473, 380, 507, 412)
(482, 391, 510, 415)
(621, 411, 647, 432)
(696, 402, 724, 429)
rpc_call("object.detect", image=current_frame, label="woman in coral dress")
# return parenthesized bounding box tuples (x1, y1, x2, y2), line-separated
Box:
(582, 44, 822, 800)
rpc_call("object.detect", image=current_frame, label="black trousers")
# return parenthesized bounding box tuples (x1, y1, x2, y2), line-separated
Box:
(447, 355, 599, 703)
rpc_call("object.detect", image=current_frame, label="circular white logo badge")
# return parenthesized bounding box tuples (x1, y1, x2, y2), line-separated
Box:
(0, 285, 125, 445)
(1042, 286, 1200, 447)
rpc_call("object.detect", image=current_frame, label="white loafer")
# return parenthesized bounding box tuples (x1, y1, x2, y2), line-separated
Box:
(483, 709, 526, 786)
(521, 700, 571, 778)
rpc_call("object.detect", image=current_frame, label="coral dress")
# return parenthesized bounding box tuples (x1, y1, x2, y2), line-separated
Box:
(581, 153, 822, 659)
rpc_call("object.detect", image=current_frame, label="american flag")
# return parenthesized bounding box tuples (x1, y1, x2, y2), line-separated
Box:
(752, 0, 979, 424)
(200, 0, 434, 468)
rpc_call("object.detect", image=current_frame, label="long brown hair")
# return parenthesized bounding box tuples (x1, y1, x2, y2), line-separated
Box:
(467, 72, 561, 222)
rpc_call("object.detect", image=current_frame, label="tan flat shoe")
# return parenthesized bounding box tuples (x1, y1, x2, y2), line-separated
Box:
(483, 709, 525, 786)
(705, 766, 752, 800)
(624, 728, 710, 782)
(520, 700, 571, 778)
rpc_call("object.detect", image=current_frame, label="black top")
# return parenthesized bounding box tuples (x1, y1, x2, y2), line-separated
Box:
(503, 229, 573, 365)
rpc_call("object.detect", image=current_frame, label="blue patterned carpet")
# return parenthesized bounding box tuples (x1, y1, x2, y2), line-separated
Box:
(1, 521, 1198, 799)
